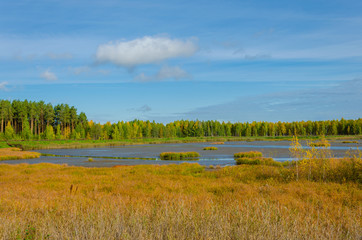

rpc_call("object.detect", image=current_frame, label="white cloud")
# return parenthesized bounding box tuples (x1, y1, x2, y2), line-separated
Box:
(135, 65, 191, 82)
(0, 81, 8, 91)
(96, 36, 198, 67)
(40, 69, 58, 81)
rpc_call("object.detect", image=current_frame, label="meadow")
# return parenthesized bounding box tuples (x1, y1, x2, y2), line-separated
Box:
(0, 163, 360, 239)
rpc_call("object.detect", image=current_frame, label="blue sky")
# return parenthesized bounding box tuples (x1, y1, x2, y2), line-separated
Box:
(0, 0, 361, 123)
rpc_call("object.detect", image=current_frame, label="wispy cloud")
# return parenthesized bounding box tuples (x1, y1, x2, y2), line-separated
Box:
(135, 65, 191, 82)
(0, 82, 8, 91)
(40, 69, 58, 81)
(96, 36, 198, 67)
(181, 79, 362, 122)
(128, 104, 152, 113)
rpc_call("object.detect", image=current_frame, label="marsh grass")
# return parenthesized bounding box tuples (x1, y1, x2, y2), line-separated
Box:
(342, 141, 358, 144)
(0, 148, 40, 161)
(235, 157, 282, 167)
(203, 147, 218, 150)
(210, 142, 224, 145)
(0, 163, 360, 239)
(309, 138, 331, 147)
(160, 152, 200, 160)
(234, 151, 263, 158)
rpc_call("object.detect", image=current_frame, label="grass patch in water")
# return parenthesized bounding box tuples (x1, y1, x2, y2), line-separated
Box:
(160, 152, 200, 160)
(203, 147, 218, 150)
(234, 151, 263, 158)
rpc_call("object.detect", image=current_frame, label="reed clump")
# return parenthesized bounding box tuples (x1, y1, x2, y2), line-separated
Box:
(210, 142, 224, 145)
(309, 138, 331, 147)
(0, 148, 41, 160)
(160, 152, 200, 160)
(342, 140, 358, 144)
(235, 157, 282, 167)
(203, 147, 218, 150)
(234, 151, 263, 158)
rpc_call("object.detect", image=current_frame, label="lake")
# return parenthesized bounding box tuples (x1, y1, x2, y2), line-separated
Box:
(1, 140, 359, 167)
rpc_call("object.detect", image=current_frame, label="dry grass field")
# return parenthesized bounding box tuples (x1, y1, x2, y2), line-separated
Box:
(0, 162, 360, 239)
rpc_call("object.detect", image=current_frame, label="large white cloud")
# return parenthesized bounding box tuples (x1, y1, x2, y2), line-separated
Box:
(40, 70, 58, 81)
(96, 36, 198, 67)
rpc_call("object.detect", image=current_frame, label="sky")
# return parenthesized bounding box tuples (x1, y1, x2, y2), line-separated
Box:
(0, 0, 361, 123)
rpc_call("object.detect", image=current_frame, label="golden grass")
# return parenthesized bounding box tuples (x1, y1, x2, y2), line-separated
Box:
(210, 142, 224, 145)
(234, 151, 263, 158)
(0, 148, 41, 160)
(203, 147, 218, 150)
(0, 163, 360, 239)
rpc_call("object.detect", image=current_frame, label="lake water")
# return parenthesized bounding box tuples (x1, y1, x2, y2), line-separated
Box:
(1, 140, 359, 167)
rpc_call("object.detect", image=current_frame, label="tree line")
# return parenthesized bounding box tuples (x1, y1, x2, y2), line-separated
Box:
(1, 99, 361, 140)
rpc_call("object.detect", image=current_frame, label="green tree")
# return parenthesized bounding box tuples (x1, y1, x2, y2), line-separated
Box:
(4, 121, 14, 140)
(111, 124, 121, 140)
(44, 125, 55, 140)
(22, 120, 32, 140)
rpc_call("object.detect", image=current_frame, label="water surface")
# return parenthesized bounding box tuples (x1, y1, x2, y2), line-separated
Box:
(1, 140, 359, 167)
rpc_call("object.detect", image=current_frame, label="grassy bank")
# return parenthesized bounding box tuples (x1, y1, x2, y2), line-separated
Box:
(0, 163, 360, 239)
(0, 148, 41, 161)
(5, 135, 361, 150)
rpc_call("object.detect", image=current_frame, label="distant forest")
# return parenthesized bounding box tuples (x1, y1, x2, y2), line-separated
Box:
(0, 100, 361, 140)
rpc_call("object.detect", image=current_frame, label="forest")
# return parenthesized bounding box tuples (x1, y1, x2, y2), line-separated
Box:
(1, 99, 361, 141)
